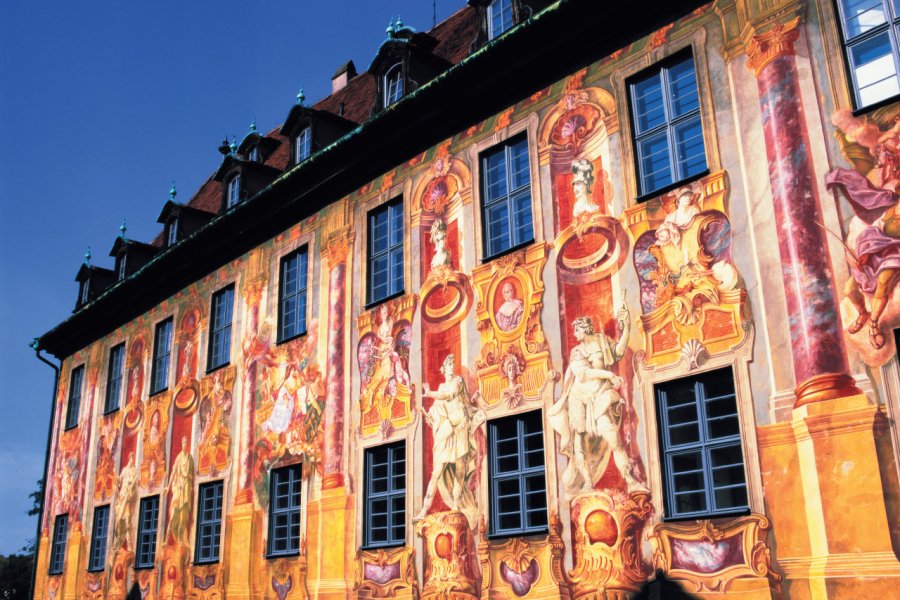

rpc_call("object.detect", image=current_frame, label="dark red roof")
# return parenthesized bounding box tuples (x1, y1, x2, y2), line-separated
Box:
(431, 6, 479, 64)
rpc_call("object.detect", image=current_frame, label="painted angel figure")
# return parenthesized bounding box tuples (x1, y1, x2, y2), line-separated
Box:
(827, 110, 900, 349)
(548, 307, 644, 497)
(415, 353, 486, 526)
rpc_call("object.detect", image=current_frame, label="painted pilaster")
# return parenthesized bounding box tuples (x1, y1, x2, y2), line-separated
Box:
(746, 16, 861, 407)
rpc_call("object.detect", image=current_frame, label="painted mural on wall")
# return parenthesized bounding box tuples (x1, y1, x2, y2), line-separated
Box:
(828, 107, 900, 365)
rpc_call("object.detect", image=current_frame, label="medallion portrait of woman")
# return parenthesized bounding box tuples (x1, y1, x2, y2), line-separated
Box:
(494, 279, 525, 332)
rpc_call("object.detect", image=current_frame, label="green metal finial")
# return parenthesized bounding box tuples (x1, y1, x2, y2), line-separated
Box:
(395, 15, 403, 30)
(119, 219, 127, 238)
(249, 119, 257, 134)
(296, 86, 305, 106)
(84, 246, 92, 266)
(30, 338, 40, 351)
(229, 137, 237, 154)
(169, 181, 177, 200)
(386, 17, 395, 37)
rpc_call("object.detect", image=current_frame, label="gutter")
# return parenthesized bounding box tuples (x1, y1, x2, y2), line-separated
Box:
(29, 340, 60, 600)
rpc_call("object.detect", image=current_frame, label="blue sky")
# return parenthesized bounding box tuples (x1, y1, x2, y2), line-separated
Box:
(0, 0, 460, 555)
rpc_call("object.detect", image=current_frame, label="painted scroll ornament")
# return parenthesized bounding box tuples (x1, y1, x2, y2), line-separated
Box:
(648, 514, 782, 596)
(478, 513, 569, 599)
(357, 295, 417, 437)
(188, 563, 224, 599)
(626, 172, 746, 367)
(569, 491, 652, 599)
(415, 511, 479, 600)
(354, 546, 417, 599)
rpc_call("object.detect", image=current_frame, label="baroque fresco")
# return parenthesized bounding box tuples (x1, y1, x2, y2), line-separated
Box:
(36, 2, 900, 599)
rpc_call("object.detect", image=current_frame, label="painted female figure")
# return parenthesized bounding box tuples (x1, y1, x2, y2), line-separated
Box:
(495, 281, 525, 332)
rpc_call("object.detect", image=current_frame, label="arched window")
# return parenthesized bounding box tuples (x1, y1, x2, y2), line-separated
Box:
(488, 0, 514, 40)
(384, 63, 404, 107)
(227, 174, 242, 208)
(247, 145, 259, 162)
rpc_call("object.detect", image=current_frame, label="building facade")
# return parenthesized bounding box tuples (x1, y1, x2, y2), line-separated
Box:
(31, 0, 900, 598)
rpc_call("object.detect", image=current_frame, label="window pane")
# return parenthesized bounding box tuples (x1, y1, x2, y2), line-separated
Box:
(674, 491, 707, 514)
(673, 116, 707, 179)
(714, 484, 748, 511)
(851, 32, 900, 106)
(633, 74, 666, 134)
(509, 140, 530, 190)
(668, 57, 700, 117)
(638, 131, 673, 193)
(841, 0, 888, 38)
(484, 151, 508, 201)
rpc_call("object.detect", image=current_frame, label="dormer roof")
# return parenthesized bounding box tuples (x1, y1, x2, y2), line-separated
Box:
(108, 236, 157, 258)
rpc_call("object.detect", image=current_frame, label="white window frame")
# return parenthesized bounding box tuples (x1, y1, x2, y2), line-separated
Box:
(384, 63, 404, 107)
(295, 127, 312, 164)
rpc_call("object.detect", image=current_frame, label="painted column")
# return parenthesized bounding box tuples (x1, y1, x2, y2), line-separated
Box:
(322, 225, 352, 490)
(747, 18, 861, 407)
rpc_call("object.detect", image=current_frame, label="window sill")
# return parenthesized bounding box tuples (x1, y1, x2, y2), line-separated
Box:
(134, 564, 156, 571)
(852, 93, 900, 117)
(103, 406, 120, 417)
(48, 570, 63, 576)
(206, 362, 231, 376)
(193, 558, 220, 566)
(364, 289, 406, 312)
(265, 550, 301, 560)
(63, 423, 79, 432)
(86, 566, 105, 573)
(481, 239, 535, 264)
(276, 330, 308, 346)
(485, 527, 548, 541)
(662, 507, 750, 523)
(360, 541, 406, 552)
(149, 387, 169, 398)
(635, 169, 710, 205)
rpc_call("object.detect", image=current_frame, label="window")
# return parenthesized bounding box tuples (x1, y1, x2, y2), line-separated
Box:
(278, 247, 309, 342)
(481, 135, 534, 259)
(836, 0, 900, 108)
(384, 63, 403, 106)
(135, 496, 160, 568)
(166, 217, 178, 246)
(268, 464, 302, 556)
(117, 253, 127, 280)
(104, 343, 125, 414)
(655, 368, 749, 520)
(294, 127, 312, 164)
(195, 481, 224, 563)
(488, 411, 548, 537)
(227, 174, 242, 208)
(207, 285, 234, 371)
(363, 442, 406, 548)
(65, 365, 84, 430)
(80, 279, 90, 305)
(629, 51, 707, 197)
(488, 0, 515, 39)
(88, 505, 110, 572)
(367, 198, 404, 304)
(247, 145, 260, 162)
(49, 514, 68, 575)
(150, 318, 173, 394)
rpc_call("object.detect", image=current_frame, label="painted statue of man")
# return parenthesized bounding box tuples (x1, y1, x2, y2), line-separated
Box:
(548, 307, 644, 496)
(415, 353, 485, 526)
(167, 435, 195, 546)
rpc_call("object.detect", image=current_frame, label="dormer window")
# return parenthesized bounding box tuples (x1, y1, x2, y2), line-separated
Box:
(166, 217, 179, 246)
(295, 127, 312, 164)
(384, 63, 404, 106)
(117, 253, 127, 281)
(227, 174, 242, 208)
(247, 145, 259, 162)
(488, 0, 514, 39)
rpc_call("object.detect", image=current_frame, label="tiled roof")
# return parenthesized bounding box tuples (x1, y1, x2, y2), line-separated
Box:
(170, 5, 478, 231)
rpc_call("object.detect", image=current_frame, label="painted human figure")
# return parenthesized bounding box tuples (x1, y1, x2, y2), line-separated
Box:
(144, 409, 166, 488)
(430, 217, 453, 272)
(167, 436, 194, 546)
(113, 453, 138, 548)
(571, 159, 599, 218)
(499, 349, 525, 409)
(199, 371, 233, 471)
(655, 187, 700, 254)
(549, 309, 644, 496)
(416, 354, 485, 525)
(495, 282, 525, 332)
